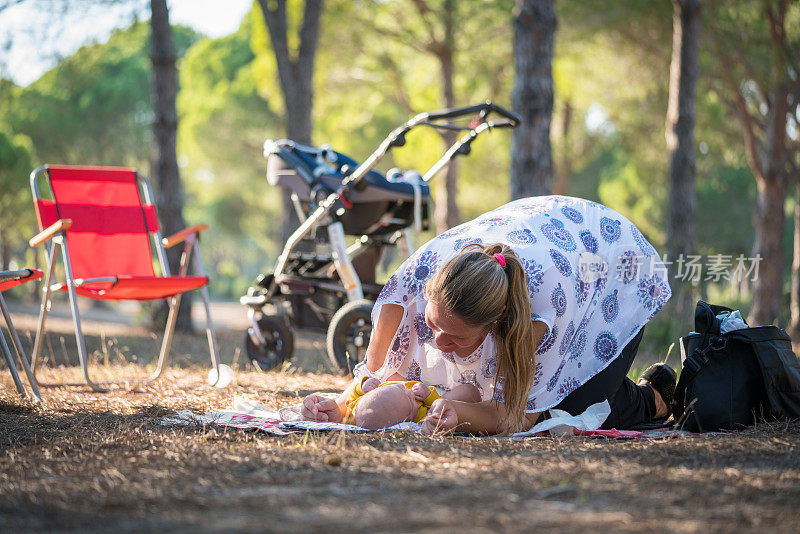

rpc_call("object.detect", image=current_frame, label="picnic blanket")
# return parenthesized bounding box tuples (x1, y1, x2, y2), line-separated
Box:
(157, 397, 697, 439)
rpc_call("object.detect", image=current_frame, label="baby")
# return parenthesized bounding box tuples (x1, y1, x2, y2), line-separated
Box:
(342, 377, 480, 430)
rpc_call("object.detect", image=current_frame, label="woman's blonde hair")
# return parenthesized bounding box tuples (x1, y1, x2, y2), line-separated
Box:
(425, 243, 535, 433)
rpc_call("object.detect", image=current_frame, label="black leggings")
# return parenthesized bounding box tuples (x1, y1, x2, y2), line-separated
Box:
(553, 327, 658, 429)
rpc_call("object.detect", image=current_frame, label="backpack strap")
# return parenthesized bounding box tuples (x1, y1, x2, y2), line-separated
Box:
(671, 300, 729, 422)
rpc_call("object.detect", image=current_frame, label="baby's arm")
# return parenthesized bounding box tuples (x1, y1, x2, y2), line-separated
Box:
(301, 377, 379, 422)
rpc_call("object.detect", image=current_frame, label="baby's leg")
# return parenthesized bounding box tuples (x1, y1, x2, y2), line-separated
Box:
(444, 384, 481, 403)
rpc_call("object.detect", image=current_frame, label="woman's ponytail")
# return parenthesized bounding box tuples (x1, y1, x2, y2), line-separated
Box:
(484, 244, 535, 433)
(426, 242, 535, 433)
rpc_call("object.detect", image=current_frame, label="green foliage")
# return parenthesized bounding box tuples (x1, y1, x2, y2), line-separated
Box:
(3, 22, 201, 168)
(178, 9, 285, 294)
(0, 129, 35, 260)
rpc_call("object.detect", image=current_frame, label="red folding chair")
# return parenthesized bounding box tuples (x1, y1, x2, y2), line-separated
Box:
(29, 165, 221, 392)
(0, 269, 43, 401)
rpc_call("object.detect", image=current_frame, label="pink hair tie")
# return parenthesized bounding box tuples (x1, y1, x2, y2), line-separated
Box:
(493, 253, 506, 268)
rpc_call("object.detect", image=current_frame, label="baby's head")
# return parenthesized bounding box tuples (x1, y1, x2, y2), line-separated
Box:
(354, 384, 418, 430)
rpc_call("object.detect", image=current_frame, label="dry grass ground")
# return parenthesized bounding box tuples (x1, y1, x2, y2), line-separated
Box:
(1, 303, 799, 533)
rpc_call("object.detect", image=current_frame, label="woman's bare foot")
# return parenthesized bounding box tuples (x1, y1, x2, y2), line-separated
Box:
(637, 379, 668, 419)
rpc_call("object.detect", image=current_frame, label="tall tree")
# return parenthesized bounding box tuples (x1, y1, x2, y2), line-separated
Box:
(315, 0, 515, 224)
(413, 0, 460, 232)
(792, 180, 800, 339)
(665, 0, 701, 321)
(324, 0, 498, 232)
(510, 0, 556, 199)
(255, 0, 323, 239)
(708, 0, 799, 325)
(150, 0, 191, 330)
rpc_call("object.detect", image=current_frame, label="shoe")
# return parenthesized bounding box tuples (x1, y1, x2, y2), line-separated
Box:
(638, 363, 677, 416)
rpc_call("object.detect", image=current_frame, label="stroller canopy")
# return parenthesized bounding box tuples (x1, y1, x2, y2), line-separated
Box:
(265, 140, 430, 204)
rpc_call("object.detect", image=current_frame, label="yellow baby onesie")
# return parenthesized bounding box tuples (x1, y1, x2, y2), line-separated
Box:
(342, 377, 441, 424)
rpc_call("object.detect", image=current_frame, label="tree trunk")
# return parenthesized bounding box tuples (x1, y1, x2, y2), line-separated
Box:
(149, 0, 191, 331)
(256, 0, 322, 241)
(665, 0, 701, 323)
(0, 230, 9, 271)
(434, 0, 460, 233)
(552, 100, 572, 196)
(750, 175, 788, 325)
(790, 180, 800, 339)
(510, 0, 555, 199)
(435, 131, 461, 232)
(749, 71, 792, 325)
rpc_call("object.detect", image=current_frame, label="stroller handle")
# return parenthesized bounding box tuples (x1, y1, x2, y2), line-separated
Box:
(342, 101, 519, 190)
(423, 101, 520, 127)
(271, 102, 520, 282)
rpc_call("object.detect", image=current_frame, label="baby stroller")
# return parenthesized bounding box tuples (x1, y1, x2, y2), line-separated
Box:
(240, 102, 520, 373)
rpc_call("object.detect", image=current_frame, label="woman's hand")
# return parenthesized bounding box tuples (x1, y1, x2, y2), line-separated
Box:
(300, 394, 343, 423)
(421, 398, 459, 435)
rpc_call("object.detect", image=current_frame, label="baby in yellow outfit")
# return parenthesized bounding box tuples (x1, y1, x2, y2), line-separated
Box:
(342, 376, 479, 430)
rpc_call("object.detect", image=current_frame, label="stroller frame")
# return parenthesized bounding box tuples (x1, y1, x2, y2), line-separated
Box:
(242, 102, 520, 372)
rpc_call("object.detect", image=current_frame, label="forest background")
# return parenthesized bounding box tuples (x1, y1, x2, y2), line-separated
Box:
(0, 0, 798, 354)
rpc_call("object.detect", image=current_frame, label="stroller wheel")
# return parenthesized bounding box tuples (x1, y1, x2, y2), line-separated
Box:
(326, 299, 374, 375)
(245, 315, 294, 371)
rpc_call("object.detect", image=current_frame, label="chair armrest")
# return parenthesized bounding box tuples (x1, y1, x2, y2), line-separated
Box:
(30, 219, 72, 247)
(162, 223, 209, 248)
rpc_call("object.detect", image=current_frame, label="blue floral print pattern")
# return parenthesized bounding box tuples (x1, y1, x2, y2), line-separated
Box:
(575, 279, 591, 307)
(550, 249, 573, 277)
(401, 251, 440, 300)
(507, 228, 538, 245)
(560, 205, 584, 224)
(637, 275, 670, 311)
(568, 318, 590, 361)
(523, 258, 545, 295)
(415, 313, 433, 344)
(631, 224, 656, 256)
(602, 289, 619, 322)
(405, 360, 421, 380)
(559, 321, 575, 356)
(483, 355, 497, 379)
(477, 215, 512, 229)
(387, 324, 411, 368)
(579, 230, 599, 253)
(557, 377, 581, 398)
(458, 369, 483, 395)
(599, 217, 622, 243)
(438, 225, 468, 239)
(533, 362, 544, 386)
(547, 360, 567, 392)
(616, 250, 640, 284)
(536, 325, 558, 355)
(551, 283, 567, 317)
(541, 218, 577, 251)
(593, 331, 618, 362)
(377, 273, 398, 303)
(453, 236, 483, 251)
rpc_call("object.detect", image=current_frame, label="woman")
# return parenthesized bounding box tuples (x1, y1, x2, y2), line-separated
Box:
(302, 196, 674, 434)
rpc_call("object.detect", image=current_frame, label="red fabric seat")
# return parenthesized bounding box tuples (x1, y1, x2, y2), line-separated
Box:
(72, 275, 208, 300)
(28, 164, 222, 392)
(0, 269, 43, 292)
(31, 165, 212, 302)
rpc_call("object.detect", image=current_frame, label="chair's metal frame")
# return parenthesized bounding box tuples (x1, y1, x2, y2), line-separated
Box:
(0, 269, 42, 402)
(29, 166, 220, 392)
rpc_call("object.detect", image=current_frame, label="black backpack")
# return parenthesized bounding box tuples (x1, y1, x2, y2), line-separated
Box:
(672, 301, 800, 432)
